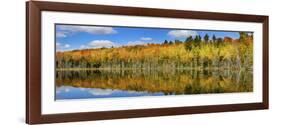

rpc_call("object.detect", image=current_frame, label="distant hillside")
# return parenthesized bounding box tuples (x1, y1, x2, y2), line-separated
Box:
(56, 33, 253, 70)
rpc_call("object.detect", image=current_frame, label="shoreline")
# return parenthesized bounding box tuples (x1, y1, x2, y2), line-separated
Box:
(56, 67, 252, 71)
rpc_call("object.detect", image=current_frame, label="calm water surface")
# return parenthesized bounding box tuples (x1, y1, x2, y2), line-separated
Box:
(55, 69, 253, 100)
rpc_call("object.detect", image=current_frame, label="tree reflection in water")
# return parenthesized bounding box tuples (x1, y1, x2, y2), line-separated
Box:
(55, 69, 253, 100)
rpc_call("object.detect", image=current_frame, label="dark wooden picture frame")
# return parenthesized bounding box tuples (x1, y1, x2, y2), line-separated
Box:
(26, 1, 269, 124)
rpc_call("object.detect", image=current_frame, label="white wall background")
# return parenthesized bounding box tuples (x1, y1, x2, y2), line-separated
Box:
(0, 0, 279, 124)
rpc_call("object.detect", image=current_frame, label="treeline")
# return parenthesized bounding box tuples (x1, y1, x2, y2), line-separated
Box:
(56, 32, 253, 70)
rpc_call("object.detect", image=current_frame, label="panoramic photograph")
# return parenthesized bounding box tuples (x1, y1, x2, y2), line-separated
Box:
(55, 24, 253, 100)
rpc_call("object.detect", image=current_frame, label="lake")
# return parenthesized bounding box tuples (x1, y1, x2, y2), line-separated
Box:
(55, 69, 253, 100)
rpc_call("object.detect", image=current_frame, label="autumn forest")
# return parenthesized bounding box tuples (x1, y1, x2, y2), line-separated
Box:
(55, 24, 253, 100)
(56, 32, 253, 70)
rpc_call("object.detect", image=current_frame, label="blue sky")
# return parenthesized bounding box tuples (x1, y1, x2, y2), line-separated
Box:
(56, 24, 242, 51)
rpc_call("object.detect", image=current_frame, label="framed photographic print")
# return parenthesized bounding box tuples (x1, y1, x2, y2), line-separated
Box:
(26, 1, 269, 124)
